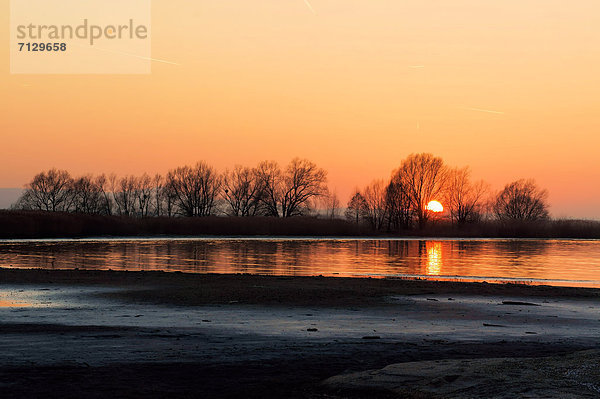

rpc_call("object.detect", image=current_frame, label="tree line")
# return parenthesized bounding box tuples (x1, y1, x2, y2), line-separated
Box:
(14, 158, 329, 219)
(14, 153, 550, 230)
(346, 153, 549, 230)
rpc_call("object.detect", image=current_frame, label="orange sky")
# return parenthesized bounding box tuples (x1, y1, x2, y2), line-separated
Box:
(1, 1, 599, 218)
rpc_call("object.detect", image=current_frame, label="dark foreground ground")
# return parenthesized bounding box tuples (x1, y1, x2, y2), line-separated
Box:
(1, 270, 600, 398)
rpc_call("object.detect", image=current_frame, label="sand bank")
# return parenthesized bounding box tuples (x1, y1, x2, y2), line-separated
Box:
(1, 269, 599, 398)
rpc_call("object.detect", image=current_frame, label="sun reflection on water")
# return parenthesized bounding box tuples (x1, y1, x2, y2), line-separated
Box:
(0, 299, 30, 307)
(426, 242, 443, 275)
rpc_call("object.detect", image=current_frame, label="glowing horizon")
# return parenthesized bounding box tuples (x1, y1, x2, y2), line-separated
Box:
(2, 1, 600, 218)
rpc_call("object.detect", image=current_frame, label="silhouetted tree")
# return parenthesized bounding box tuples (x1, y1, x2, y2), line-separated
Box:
(95, 174, 114, 215)
(70, 175, 108, 214)
(392, 153, 448, 228)
(280, 158, 328, 217)
(256, 160, 282, 217)
(385, 179, 412, 230)
(134, 173, 153, 217)
(166, 162, 222, 217)
(112, 175, 138, 216)
(445, 167, 489, 225)
(493, 179, 549, 221)
(321, 190, 341, 219)
(362, 180, 387, 230)
(223, 165, 263, 216)
(161, 177, 178, 217)
(256, 158, 328, 217)
(345, 191, 368, 224)
(150, 174, 164, 216)
(16, 169, 73, 212)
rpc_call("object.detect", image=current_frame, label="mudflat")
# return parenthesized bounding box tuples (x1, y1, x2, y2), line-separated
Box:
(1, 269, 599, 398)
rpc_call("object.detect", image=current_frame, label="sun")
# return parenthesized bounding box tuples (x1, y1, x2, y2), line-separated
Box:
(426, 200, 444, 213)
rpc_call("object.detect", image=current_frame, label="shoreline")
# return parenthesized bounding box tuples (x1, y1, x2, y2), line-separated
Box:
(2, 268, 600, 306)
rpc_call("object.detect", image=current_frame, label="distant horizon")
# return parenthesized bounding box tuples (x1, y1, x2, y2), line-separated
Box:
(2, 175, 599, 220)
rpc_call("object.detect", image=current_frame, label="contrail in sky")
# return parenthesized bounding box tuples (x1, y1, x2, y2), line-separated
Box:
(72, 43, 180, 65)
(461, 107, 504, 115)
(303, 0, 316, 14)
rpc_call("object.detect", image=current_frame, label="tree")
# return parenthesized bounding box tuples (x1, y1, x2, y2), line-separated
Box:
(222, 165, 263, 216)
(160, 176, 178, 217)
(445, 167, 489, 225)
(95, 174, 114, 215)
(256, 158, 328, 217)
(392, 153, 448, 228)
(134, 173, 153, 217)
(321, 190, 341, 219)
(112, 175, 138, 216)
(385, 179, 412, 230)
(255, 161, 282, 217)
(70, 175, 108, 215)
(345, 191, 368, 224)
(493, 179, 549, 221)
(280, 158, 328, 217)
(361, 180, 387, 230)
(150, 174, 164, 216)
(16, 169, 73, 212)
(166, 162, 222, 217)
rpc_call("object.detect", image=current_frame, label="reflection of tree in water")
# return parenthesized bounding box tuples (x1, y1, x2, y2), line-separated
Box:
(227, 241, 280, 274)
(142, 241, 217, 272)
(0, 239, 565, 281)
(0, 242, 119, 270)
(496, 240, 547, 266)
(492, 240, 548, 274)
(385, 241, 410, 258)
(277, 241, 319, 275)
(380, 240, 413, 274)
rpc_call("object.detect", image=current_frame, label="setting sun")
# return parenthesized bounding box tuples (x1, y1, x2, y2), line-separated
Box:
(427, 200, 444, 213)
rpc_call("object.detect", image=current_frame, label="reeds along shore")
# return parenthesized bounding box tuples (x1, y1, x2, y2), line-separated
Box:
(1, 210, 600, 239)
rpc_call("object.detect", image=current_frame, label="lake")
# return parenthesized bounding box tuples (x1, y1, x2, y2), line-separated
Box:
(1, 238, 600, 287)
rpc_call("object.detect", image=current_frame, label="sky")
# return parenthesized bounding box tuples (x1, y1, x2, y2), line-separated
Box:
(1, 0, 599, 217)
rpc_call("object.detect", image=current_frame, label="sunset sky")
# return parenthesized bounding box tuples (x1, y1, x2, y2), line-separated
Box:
(1, 0, 599, 218)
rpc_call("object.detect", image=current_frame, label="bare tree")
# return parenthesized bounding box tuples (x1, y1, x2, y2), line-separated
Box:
(321, 190, 341, 219)
(493, 179, 549, 221)
(222, 165, 263, 216)
(96, 174, 114, 215)
(392, 153, 448, 228)
(70, 175, 108, 214)
(112, 175, 138, 216)
(161, 177, 178, 217)
(255, 158, 328, 218)
(134, 173, 153, 217)
(151, 174, 164, 216)
(445, 167, 489, 225)
(385, 179, 412, 230)
(255, 160, 282, 217)
(166, 162, 222, 217)
(280, 158, 328, 217)
(345, 191, 368, 224)
(17, 169, 73, 212)
(361, 180, 387, 230)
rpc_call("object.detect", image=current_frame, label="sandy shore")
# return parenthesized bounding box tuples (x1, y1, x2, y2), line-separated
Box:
(1, 269, 600, 398)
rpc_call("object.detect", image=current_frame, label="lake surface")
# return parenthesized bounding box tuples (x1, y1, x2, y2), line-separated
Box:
(1, 238, 600, 287)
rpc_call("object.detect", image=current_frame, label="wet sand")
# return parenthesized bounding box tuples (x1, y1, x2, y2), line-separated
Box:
(1, 269, 600, 398)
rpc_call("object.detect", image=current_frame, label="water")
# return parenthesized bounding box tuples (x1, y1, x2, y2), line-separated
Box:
(1, 238, 600, 287)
